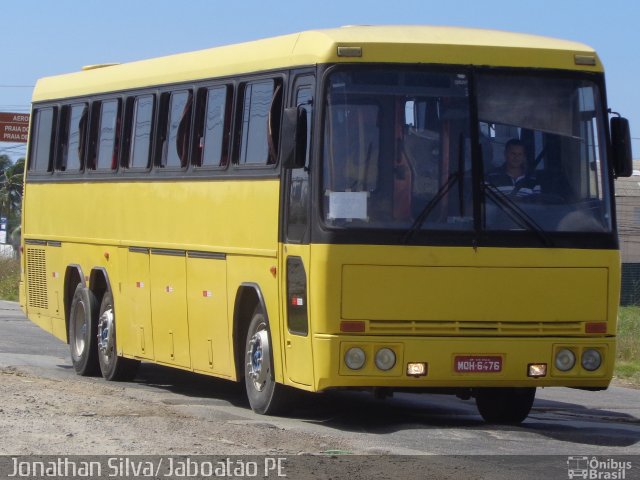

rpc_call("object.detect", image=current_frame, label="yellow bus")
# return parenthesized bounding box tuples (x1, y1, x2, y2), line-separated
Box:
(20, 26, 633, 424)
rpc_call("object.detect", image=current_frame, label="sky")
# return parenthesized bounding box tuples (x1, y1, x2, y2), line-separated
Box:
(1, 0, 638, 161)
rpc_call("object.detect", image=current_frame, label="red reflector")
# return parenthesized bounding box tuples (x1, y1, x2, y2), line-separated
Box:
(586, 322, 607, 334)
(340, 321, 365, 333)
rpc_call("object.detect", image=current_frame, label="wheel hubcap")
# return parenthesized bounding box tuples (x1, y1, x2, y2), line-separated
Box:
(246, 328, 270, 391)
(97, 307, 115, 364)
(73, 302, 87, 357)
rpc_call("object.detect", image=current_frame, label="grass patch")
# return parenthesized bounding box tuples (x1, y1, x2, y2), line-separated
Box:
(0, 256, 20, 301)
(615, 306, 640, 383)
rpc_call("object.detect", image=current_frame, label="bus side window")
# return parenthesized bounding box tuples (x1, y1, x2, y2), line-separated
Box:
(286, 84, 313, 242)
(237, 79, 281, 165)
(126, 94, 154, 169)
(160, 90, 192, 169)
(193, 85, 232, 168)
(94, 99, 121, 171)
(57, 103, 88, 173)
(28, 107, 56, 174)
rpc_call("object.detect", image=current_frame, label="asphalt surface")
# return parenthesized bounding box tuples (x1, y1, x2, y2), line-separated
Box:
(1, 300, 640, 479)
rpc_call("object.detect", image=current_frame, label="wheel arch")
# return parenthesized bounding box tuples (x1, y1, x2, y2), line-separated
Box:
(232, 283, 269, 382)
(63, 264, 85, 343)
(89, 267, 113, 305)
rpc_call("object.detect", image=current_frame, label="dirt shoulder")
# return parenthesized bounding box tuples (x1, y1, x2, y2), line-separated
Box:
(0, 366, 350, 456)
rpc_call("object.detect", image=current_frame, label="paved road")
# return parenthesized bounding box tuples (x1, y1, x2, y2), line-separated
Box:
(2, 300, 640, 476)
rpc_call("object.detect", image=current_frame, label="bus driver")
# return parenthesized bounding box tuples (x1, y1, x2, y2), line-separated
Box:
(486, 138, 539, 196)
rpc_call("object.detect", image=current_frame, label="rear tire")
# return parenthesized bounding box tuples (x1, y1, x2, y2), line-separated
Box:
(68, 284, 100, 376)
(97, 291, 140, 381)
(244, 306, 293, 415)
(475, 387, 536, 424)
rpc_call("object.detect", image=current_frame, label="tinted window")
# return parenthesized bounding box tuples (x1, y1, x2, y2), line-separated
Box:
(62, 103, 88, 172)
(287, 85, 313, 242)
(130, 95, 154, 169)
(322, 69, 472, 230)
(30, 108, 55, 173)
(239, 80, 276, 164)
(477, 73, 612, 233)
(96, 100, 120, 170)
(164, 90, 191, 168)
(198, 86, 229, 168)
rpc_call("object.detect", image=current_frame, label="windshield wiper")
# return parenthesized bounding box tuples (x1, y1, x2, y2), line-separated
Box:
(483, 181, 554, 247)
(402, 173, 459, 244)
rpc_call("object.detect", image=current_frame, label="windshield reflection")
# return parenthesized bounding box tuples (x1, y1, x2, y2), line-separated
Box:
(477, 73, 611, 233)
(321, 68, 612, 237)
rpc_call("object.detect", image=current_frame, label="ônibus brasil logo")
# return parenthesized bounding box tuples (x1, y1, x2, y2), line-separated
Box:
(567, 456, 632, 479)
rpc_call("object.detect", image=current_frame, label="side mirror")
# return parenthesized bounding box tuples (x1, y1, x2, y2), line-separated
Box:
(611, 116, 633, 177)
(281, 106, 308, 169)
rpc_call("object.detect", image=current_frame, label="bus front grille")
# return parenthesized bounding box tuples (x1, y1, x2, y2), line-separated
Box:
(368, 320, 585, 336)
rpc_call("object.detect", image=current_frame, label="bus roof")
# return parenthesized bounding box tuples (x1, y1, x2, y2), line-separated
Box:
(32, 25, 601, 102)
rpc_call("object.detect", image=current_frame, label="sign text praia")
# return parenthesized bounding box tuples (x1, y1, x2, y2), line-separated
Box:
(0, 112, 30, 143)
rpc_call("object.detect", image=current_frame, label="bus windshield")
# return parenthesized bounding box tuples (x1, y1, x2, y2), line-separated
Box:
(321, 67, 612, 236)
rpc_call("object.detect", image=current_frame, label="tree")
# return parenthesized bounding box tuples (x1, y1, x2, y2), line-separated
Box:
(0, 156, 25, 242)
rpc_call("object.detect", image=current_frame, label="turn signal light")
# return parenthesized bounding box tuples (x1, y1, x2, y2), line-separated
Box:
(340, 321, 365, 332)
(585, 322, 607, 334)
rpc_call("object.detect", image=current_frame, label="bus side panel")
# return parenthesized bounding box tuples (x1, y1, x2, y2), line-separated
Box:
(150, 253, 190, 368)
(187, 255, 231, 377)
(122, 248, 154, 359)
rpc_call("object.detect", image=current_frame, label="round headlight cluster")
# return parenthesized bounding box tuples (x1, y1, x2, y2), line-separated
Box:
(345, 347, 366, 370)
(581, 349, 602, 371)
(555, 348, 576, 371)
(375, 348, 396, 371)
(555, 348, 603, 372)
(344, 347, 397, 371)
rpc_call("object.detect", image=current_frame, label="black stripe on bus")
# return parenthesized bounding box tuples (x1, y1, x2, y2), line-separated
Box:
(25, 239, 47, 246)
(150, 248, 186, 257)
(187, 251, 226, 260)
(128, 247, 149, 254)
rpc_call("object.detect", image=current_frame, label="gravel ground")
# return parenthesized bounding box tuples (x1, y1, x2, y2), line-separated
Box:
(0, 366, 353, 457)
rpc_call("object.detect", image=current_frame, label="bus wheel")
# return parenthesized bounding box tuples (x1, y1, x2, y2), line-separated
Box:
(68, 284, 100, 376)
(97, 291, 140, 381)
(244, 306, 291, 415)
(475, 387, 536, 424)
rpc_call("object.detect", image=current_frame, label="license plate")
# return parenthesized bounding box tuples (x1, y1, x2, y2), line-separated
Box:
(454, 355, 502, 373)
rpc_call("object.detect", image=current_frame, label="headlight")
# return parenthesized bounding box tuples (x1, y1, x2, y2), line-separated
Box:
(375, 348, 396, 371)
(345, 347, 366, 370)
(555, 348, 576, 371)
(581, 349, 602, 371)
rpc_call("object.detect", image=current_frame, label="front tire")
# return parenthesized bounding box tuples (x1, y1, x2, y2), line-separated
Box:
(475, 387, 536, 424)
(97, 291, 140, 381)
(244, 306, 292, 415)
(68, 284, 100, 376)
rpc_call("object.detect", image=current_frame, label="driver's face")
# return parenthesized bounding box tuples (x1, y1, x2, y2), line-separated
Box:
(505, 145, 526, 170)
